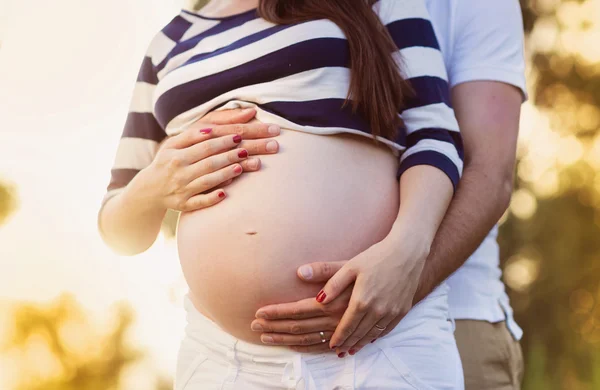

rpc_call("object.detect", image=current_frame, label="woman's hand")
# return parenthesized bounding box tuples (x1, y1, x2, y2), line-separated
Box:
(143, 116, 280, 212)
(315, 231, 429, 357)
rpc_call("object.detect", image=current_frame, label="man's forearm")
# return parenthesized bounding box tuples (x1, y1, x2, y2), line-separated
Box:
(413, 162, 513, 304)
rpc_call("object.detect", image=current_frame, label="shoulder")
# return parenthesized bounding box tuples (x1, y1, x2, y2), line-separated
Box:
(144, 11, 198, 66)
(447, 0, 526, 98)
(452, 0, 523, 32)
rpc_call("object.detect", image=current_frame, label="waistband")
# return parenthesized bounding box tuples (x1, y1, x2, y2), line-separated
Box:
(179, 284, 450, 389)
(183, 295, 307, 361)
(182, 281, 449, 358)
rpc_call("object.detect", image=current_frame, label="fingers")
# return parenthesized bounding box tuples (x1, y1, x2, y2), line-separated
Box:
(336, 310, 392, 355)
(349, 318, 390, 355)
(316, 263, 357, 304)
(167, 120, 280, 152)
(199, 108, 257, 125)
(188, 147, 250, 179)
(212, 122, 281, 140)
(251, 316, 338, 335)
(259, 331, 335, 347)
(328, 296, 367, 349)
(255, 297, 326, 321)
(239, 157, 261, 172)
(377, 315, 403, 339)
(180, 187, 227, 212)
(165, 127, 215, 150)
(182, 134, 244, 164)
(297, 261, 348, 283)
(237, 138, 280, 155)
(256, 286, 353, 322)
(186, 163, 244, 202)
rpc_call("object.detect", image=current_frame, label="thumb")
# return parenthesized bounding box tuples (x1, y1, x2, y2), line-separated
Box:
(316, 263, 356, 305)
(201, 108, 257, 125)
(297, 261, 348, 283)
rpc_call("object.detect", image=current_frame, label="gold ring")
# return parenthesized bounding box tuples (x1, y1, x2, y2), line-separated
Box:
(319, 331, 327, 343)
(374, 324, 386, 331)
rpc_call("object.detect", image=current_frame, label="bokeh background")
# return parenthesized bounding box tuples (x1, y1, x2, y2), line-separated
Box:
(0, 0, 599, 389)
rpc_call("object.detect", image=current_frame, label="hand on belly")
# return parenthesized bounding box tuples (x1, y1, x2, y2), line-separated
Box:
(177, 128, 400, 344)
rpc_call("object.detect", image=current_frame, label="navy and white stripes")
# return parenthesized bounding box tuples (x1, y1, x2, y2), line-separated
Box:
(104, 0, 463, 204)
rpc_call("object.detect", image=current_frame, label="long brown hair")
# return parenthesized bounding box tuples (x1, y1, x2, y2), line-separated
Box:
(258, 0, 412, 144)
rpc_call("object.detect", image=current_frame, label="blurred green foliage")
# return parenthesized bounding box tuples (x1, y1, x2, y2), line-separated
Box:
(2, 294, 170, 390)
(501, 1, 600, 389)
(0, 180, 18, 226)
(3, 295, 142, 390)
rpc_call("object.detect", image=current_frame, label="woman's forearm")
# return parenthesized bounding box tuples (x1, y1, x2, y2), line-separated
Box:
(98, 168, 168, 256)
(388, 165, 454, 251)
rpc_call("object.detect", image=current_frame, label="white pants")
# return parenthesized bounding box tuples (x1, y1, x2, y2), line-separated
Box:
(175, 283, 464, 390)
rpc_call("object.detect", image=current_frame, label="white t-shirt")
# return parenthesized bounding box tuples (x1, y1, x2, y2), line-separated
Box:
(425, 0, 527, 340)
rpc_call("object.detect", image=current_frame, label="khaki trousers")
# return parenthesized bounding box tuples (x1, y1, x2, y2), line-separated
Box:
(454, 320, 524, 390)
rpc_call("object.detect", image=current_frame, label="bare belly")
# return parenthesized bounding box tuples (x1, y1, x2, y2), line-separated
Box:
(177, 129, 400, 344)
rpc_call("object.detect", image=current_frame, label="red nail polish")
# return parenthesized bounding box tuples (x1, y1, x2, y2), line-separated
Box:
(316, 290, 326, 303)
(338, 352, 346, 358)
(238, 149, 248, 158)
(349, 349, 356, 355)
(233, 135, 242, 143)
(234, 165, 243, 174)
(200, 128, 212, 134)
(218, 191, 226, 198)
(330, 345, 338, 350)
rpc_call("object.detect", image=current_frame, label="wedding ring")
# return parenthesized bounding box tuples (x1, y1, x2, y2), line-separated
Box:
(319, 331, 327, 343)
(374, 324, 387, 331)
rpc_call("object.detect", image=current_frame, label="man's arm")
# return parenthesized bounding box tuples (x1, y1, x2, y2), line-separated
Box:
(413, 80, 522, 303)
(248, 0, 527, 352)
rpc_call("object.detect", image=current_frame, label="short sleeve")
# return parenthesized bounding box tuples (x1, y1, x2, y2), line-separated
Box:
(449, 0, 527, 100)
(100, 54, 168, 207)
(377, 0, 464, 191)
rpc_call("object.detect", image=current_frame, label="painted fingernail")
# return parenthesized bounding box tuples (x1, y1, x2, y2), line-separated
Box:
(266, 140, 278, 152)
(234, 165, 243, 174)
(349, 349, 356, 355)
(251, 322, 263, 331)
(268, 125, 281, 135)
(316, 290, 326, 303)
(338, 352, 346, 358)
(299, 265, 313, 280)
(233, 135, 242, 143)
(218, 191, 226, 198)
(200, 128, 212, 134)
(238, 149, 248, 158)
(262, 336, 274, 344)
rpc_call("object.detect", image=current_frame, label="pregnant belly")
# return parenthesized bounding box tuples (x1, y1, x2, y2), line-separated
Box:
(177, 129, 400, 344)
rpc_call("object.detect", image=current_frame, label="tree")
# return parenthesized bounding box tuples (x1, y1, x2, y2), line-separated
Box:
(2, 294, 171, 390)
(499, 2, 600, 389)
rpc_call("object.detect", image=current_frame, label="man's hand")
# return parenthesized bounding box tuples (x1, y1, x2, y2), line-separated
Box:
(252, 261, 348, 353)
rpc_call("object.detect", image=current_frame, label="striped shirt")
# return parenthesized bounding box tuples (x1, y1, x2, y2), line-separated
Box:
(103, 0, 463, 205)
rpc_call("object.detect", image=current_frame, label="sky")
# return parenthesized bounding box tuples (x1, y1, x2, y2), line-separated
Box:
(0, 0, 191, 386)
